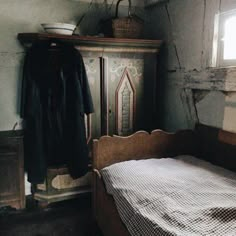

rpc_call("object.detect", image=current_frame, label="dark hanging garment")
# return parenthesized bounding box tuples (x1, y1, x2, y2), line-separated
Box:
(21, 42, 94, 184)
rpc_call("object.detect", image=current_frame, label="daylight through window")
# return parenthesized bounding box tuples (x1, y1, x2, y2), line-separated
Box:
(223, 16, 236, 60)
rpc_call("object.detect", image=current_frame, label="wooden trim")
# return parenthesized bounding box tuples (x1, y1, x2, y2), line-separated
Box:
(86, 114, 92, 144)
(115, 68, 136, 135)
(34, 188, 91, 203)
(92, 139, 99, 173)
(94, 173, 130, 236)
(17, 33, 162, 53)
(100, 57, 109, 135)
(92, 169, 97, 222)
(76, 46, 159, 53)
(219, 129, 236, 145)
(184, 67, 236, 91)
(0, 193, 19, 197)
(18, 137, 25, 209)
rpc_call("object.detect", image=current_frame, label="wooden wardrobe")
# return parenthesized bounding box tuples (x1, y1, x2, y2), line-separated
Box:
(17, 33, 162, 204)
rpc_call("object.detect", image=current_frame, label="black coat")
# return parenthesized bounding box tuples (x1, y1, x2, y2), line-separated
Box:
(21, 42, 94, 184)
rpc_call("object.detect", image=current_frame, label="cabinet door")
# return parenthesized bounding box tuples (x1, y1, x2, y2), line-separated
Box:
(103, 52, 157, 136)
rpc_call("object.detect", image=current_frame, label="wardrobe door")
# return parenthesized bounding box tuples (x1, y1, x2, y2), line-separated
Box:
(102, 52, 158, 136)
(100, 52, 147, 136)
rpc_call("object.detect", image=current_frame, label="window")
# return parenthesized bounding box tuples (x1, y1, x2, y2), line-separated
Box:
(212, 9, 236, 67)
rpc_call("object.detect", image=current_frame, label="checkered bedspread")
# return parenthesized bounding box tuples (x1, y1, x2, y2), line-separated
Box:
(101, 156, 236, 236)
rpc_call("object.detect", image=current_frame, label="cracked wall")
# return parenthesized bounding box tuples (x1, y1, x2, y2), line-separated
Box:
(0, 0, 143, 131)
(146, 0, 236, 132)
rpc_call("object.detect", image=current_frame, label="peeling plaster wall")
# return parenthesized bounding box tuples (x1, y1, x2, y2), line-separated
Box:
(146, 0, 236, 132)
(0, 0, 143, 131)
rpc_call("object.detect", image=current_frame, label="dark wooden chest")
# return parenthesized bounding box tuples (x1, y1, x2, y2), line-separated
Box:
(0, 130, 25, 209)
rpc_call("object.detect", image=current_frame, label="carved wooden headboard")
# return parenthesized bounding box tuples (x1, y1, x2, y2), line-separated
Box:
(93, 124, 236, 172)
(195, 123, 236, 172)
(92, 129, 197, 170)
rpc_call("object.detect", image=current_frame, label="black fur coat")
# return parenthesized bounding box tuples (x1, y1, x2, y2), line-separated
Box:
(21, 42, 94, 184)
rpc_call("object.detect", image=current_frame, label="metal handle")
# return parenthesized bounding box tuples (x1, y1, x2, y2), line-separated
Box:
(115, 0, 131, 18)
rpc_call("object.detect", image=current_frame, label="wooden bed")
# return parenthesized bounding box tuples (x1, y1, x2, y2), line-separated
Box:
(92, 123, 236, 236)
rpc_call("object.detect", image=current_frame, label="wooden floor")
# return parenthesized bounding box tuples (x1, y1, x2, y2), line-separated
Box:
(0, 194, 102, 236)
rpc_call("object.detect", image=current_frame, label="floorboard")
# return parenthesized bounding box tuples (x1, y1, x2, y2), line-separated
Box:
(0, 194, 103, 236)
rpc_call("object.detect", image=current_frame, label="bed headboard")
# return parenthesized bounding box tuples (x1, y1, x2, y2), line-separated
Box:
(92, 124, 236, 171)
(92, 129, 197, 170)
(195, 123, 236, 172)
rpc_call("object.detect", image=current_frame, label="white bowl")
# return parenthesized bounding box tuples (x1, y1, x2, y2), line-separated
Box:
(41, 23, 76, 35)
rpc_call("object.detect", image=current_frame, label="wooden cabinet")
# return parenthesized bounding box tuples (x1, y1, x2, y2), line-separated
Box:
(82, 51, 158, 138)
(0, 131, 25, 209)
(73, 36, 162, 144)
(17, 34, 162, 203)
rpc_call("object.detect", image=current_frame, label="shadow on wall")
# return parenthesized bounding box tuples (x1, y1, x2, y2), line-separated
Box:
(194, 90, 226, 130)
(183, 68, 236, 133)
(156, 42, 168, 129)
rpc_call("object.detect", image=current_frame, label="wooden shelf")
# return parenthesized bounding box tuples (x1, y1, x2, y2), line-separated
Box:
(17, 33, 162, 53)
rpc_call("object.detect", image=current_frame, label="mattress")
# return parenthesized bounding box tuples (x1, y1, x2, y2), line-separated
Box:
(101, 155, 236, 236)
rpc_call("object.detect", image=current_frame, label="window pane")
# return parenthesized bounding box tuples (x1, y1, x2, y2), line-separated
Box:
(224, 16, 236, 60)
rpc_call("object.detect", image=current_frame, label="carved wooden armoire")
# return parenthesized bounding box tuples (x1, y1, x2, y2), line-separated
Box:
(77, 37, 162, 142)
(18, 34, 162, 204)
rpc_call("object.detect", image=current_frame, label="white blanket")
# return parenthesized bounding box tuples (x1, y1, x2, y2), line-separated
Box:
(101, 156, 236, 236)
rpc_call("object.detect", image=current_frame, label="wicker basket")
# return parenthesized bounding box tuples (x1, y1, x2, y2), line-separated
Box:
(112, 0, 143, 39)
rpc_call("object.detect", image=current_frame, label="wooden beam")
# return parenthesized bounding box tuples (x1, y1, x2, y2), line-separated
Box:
(17, 33, 162, 53)
(184, 67, 236, 91)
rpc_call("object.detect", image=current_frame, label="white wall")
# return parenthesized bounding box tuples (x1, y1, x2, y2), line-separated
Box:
(146, 0, 236, 132)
